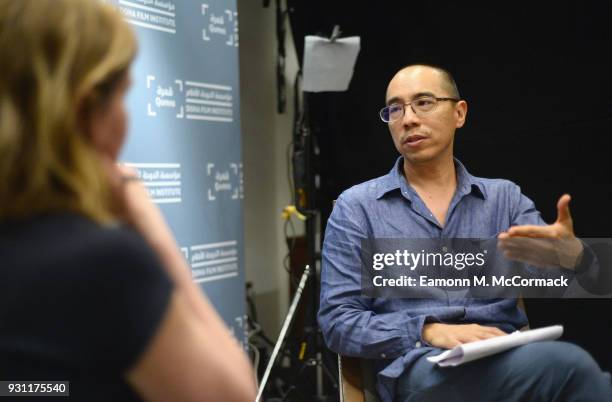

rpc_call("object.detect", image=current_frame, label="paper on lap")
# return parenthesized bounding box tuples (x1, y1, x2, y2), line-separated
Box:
(426, 325, 563, 367)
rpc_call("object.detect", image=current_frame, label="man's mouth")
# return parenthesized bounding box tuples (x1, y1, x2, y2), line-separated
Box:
(403, 134, 428, 146)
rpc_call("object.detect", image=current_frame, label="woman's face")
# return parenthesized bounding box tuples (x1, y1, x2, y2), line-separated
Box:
(87, 74, 131, 161)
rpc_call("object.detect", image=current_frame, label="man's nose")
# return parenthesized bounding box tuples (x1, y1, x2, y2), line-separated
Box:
(402, 105, 420, 126)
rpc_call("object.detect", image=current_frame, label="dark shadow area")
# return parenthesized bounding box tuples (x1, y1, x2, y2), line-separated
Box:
(288, 0, 612, 370)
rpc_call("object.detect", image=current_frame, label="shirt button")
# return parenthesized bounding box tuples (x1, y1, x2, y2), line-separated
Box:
(380, 353, 387, 358)
(415, 341, 422, 348)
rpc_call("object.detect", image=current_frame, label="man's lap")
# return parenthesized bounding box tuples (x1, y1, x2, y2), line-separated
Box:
(395, 341, 612, 402)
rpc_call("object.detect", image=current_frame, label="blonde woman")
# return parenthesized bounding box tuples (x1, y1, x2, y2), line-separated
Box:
(0, 1, 256, 401)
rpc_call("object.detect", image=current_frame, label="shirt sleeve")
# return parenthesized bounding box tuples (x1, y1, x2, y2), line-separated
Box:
(508, 183, 547, 226)
(317, 195, 459, 360)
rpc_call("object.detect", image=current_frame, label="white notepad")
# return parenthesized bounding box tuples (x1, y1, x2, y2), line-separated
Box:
(427, 325, 563, 367)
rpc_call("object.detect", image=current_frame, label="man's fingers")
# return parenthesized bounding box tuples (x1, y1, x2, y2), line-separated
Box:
(473, 333, 495, 341)
(477, 332, 501, 340)
(499, 237, 559, 265)
(512, 252, 554, 266)
(499, 237, 555, 251)
(458, 335, 481, 344)
(481, 326, 507, 336)
(438, 325, 507, 348)
(503, 250, 558, 267)
(444, 338, 462, 349)
(459, 326, 507, 343)
(556, 194, 573, 225)
(462, 332, 502, 344)
(507, 225, 556, 238)
(476, 326, 507, 338)
(503, 250, 538, 264)
(500, 240, 556, 260)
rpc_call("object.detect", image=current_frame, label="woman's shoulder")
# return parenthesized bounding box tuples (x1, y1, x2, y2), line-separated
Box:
(1, 212, 163, 280)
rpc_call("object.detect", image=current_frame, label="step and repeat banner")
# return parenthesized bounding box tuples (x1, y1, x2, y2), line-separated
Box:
(106, 0, 246, 342)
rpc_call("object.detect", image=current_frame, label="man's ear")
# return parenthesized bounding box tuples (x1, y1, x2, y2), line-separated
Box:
(455, 100, 468, 128)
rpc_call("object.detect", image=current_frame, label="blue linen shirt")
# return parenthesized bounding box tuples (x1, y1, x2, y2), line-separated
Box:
(318, 157, 545, 402)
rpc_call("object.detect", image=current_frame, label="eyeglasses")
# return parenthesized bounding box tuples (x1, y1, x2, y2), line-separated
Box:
(379, 96, 460, 123)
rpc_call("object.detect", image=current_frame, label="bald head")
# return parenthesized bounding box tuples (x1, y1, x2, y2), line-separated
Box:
(386, 65, 460, 102)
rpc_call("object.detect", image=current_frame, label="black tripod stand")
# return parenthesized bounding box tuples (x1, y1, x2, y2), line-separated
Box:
(282, 89, 338, 401)
(257, 71, 338, 401)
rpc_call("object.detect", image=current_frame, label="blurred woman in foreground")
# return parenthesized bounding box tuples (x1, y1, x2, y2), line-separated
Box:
(0, 0, 256, 400)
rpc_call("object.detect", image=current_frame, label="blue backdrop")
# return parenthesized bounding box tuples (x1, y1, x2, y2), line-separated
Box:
(107, 0, 246, 343)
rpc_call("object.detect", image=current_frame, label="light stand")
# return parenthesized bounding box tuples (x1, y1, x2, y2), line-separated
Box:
(256, 265, 311, 402)
(285, 90, 337, 401)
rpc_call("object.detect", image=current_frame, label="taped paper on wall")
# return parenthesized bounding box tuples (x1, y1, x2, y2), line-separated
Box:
(302, 35, 360, 92)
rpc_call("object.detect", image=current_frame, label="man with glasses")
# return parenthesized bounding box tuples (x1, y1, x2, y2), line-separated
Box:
(318, 64, 612, 401)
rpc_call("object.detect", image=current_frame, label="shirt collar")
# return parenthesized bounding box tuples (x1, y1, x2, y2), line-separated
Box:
(375, 156, 487, 200)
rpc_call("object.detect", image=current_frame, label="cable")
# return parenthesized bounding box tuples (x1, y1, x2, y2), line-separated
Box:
(275, 0, 288, 113)
(286, 140, 295, 205)
(249, 341, 261, 386)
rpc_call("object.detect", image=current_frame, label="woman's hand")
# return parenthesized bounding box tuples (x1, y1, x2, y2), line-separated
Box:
(99, 156, 168, 239)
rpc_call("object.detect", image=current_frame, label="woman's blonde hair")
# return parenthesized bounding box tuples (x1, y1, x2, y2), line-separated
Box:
(0, 0, 137, 222)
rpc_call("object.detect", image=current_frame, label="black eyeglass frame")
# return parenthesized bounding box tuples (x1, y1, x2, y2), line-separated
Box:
(379, 96, 460, 123)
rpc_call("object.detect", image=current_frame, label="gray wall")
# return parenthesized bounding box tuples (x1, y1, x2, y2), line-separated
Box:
(238, 0, 300, 337)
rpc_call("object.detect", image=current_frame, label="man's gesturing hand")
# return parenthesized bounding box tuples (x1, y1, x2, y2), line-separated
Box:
(498, 194, 583, 269)
(422, 323, 507, 349)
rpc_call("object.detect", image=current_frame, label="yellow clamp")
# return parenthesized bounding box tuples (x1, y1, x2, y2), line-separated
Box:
(281, 205, 306, 221)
